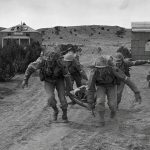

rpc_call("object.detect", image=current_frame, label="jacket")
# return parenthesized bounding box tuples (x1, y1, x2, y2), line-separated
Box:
(68, 59, 88, 81)
(87, 66, 140, 104)
(23, 56, 72, 89)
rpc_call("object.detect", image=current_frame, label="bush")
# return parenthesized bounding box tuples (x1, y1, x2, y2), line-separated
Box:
(116, 28, 126, 37)
(0, 41, 42, 81)
(56, 44, 82, 55)
(54, 26, 60, 35)
(116, 46, 132, 59)
(70, 31, 72, 34)
(74, 29, 77, 32)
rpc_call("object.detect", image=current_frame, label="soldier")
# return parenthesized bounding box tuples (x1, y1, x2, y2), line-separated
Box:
(146, 71, 150, 88)
(63, 51, 88, 88)
(114, 52, 150, 109)
(22, 51, 73, 123)
(87, 55, 142, 126)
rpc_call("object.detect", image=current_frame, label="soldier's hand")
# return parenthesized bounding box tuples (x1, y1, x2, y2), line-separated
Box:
(22, 80, 28, 89)
(134, 92, 142, 104)
(147, 60, 150, 64)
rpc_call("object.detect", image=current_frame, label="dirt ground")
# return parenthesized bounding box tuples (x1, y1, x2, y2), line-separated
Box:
(0, 64, 150, 150)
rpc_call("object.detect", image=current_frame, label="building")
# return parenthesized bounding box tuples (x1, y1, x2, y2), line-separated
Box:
(131, 22, 150, 60)
(0, 23, 42, 48)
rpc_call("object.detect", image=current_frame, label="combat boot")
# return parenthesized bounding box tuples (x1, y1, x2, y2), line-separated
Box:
(52, 106, 59, 121)
(98, 111, 105, 127)
(62, 108, 68, 123)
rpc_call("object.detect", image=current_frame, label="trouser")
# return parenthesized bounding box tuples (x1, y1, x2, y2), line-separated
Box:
(96, 85, 117, 112)
(71, 73, 82, 88)
(117, 81, 125, 106)
(44, 79, 68, 109)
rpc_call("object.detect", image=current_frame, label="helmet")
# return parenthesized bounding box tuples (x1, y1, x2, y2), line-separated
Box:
(94, 55, 111, 68)
(63, 53, 75, 61)
(114, 52, 124, 62)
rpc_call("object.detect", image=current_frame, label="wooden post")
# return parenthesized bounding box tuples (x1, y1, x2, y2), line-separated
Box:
(2, 38, 3, 48)
(19, 38, 20, 45)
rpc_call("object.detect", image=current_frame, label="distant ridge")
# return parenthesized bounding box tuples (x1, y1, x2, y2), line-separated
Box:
(0, 27, 6, 31)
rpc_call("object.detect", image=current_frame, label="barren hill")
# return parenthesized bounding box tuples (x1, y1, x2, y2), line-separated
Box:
(0, 27, 5, 31)
(38, 25, 131, 56)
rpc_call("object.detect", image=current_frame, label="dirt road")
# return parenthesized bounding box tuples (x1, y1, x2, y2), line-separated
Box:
(0, 65, 150, 150)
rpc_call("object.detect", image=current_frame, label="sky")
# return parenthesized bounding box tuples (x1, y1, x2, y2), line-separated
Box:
(0, 0, 150, 29)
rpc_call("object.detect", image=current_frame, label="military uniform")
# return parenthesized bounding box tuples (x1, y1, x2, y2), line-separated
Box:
(63, 52, 88, 88)
(114, 52, 150, 108)
(146, 71, 150, 88)
(22, 53, 72, 122)
(87, 55, 141, 126)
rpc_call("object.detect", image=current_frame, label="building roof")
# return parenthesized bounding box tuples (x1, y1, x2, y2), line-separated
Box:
(0, 23, 40, 33)
(2, 36, 30, 39)
(132, 22, 150, 32)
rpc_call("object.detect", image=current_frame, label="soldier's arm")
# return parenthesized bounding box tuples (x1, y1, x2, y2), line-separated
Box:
(112, 67, 141, 103)
(23, 57, 43, 82)
(124, 59, 149, 67)
(87, 69, 96, 104)
(73, 59, 88, 80)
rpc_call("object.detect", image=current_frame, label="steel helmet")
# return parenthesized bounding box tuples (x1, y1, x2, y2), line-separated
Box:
(63, 53, 75, 61)
(94, 55, 111, 68)
(114, 52, 124, 62)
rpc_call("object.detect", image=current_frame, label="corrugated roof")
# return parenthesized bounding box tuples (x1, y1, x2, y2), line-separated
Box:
(0, 23, 39, 33)
(132, 22, 150, 32)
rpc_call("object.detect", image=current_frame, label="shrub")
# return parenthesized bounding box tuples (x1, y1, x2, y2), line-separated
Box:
(90, 33, 94, 36)
(116, 28, 126, 37)
(0, 41, 42, 81)
(56, 44, 82, 55)
(54, 26, 60, 35)
(74, 29, 77, 32)
(116, 46, 132, 59)
(70, 31, 72, 34)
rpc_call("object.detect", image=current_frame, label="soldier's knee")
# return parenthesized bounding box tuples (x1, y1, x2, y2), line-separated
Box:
(47, 96, 56, 107)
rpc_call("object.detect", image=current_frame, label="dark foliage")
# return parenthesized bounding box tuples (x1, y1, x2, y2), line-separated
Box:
(74, 29, 77, 32)
(70, 31, 72, 34)
(0, 41, 42, 81)
(57, 44, 82, 56)
(116, 28, 126, 38)
(54, 26, 61, 35)
(116, 46, 132, 59)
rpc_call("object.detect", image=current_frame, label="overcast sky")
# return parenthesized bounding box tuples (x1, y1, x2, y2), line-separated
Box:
(0, 0, 150, 29)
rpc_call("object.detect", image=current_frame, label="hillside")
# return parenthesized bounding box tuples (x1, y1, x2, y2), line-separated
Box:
(0, 27, 6, 31)
(38, 25, 131, 56)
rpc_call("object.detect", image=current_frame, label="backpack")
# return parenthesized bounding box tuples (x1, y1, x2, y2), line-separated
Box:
(39, 51, 63, 81)
(95, 67, 117, 85)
